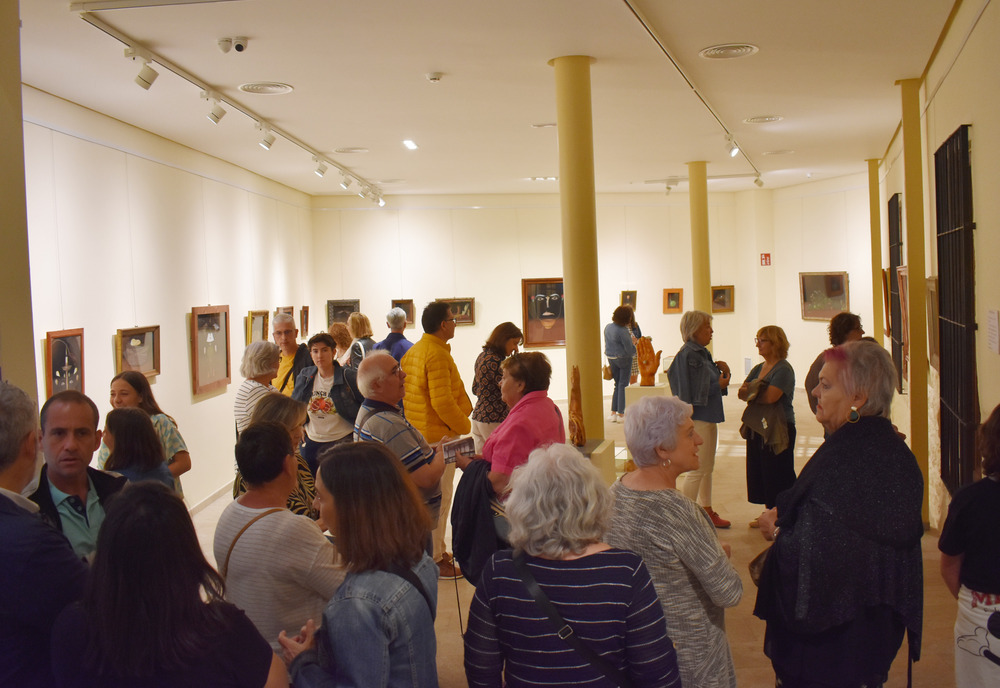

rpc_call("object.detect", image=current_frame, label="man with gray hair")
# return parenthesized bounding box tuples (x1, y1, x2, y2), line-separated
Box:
(373, 307, 413, 362)
(271, 312, 311, 396)
(0, 382, 88, 688)
(355, 351, 444, 538)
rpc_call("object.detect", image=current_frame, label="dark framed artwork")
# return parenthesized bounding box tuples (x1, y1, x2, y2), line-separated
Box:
(711, 285, 735, 313)
(439, 298, 475, 325)
(620, 290, 637, 310)
(799, 271, 849, 321)
(191, 305, 231, 395)
(392, 299, 415, 325)
(662, 288, 683, 314)
(115, 325, 160, 377)
(246, 310, 269, 345)
(300, 306, 309, 337)
(45, 328, 84, 397)
(327, 299, 360, 328)
(522, 278, 565, 348)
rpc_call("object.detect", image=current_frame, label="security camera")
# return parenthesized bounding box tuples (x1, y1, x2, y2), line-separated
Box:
(217, 38, 232, 53)
(233, 37, 248, 52)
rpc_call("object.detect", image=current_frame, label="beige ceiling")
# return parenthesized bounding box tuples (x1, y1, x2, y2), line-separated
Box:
(19, 0, 954, 197)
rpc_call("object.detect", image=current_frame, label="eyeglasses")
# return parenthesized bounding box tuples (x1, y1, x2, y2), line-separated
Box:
(390, 364, 403, 376)
(444, 318, 457, 323)
(754, 337, 771, 345)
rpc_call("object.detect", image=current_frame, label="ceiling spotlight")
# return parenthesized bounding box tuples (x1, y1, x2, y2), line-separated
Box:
(727, 136, 739, 158)
(402, 140, 418, 150)
(206, 101, 226, 124)
(313, 158, 328, 178)
(258, 126, 275, 150)
(135, 60, 158, 90)
(754, 176, 764, 188)
(377, 196, 386, 207)
(664, 185, 672, 196)
(340, 176, 352, 190)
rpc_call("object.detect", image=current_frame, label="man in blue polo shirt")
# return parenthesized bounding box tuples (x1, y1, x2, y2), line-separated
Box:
(373, 307, 414, 362)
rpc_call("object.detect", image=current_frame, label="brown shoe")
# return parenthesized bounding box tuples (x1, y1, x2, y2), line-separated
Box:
(437, 552, 463, 580)
(704, 506, 731, 529)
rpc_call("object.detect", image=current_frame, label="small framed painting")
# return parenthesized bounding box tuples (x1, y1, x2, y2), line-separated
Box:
(522, 278, 565, 348)
(115, 325, 160, 377)
(300, 306, 309, 337)
(327, 299, 360, 328)
(246, 310, 269, 345)
(275, 306, 293, 317)
(439, 298, 475, 325)
(45, 328, 84, 397)
(392, 299, 415, 325)
(191, 305, 231, 395)
(711, 285, 735, 313)
(620, 290, 637, 310)
(662, 289, 683, 314)
(799, 272, 849, 321)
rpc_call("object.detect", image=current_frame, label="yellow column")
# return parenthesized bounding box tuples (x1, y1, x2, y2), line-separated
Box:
(549, 55, 603, 442)
(898, 78, 929, 523)
(688, 161, 711, 312)
(0, 0, 37, 400)
(867, 159, 885, 340)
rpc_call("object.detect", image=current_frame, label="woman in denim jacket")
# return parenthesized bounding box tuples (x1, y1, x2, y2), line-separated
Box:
(279, 442, 438, 687)
(667, 311, 732, 528)
(604, 305, 637, 422)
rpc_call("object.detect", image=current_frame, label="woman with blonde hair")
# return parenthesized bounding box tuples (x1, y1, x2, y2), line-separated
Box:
(465, 443, 680, 687)
(346, 312, 376, 368)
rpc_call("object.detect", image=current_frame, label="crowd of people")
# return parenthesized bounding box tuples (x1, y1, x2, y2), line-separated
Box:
(0, 302, 997, 687)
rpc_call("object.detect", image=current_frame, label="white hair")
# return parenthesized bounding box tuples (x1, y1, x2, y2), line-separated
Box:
(0, 382, 37, 470)
(679, 310, 712, 342)
(386, 307, 407, 330)
(272, 312, 296, 329)
(624, 395, 693, 467)
(835, 340, 897, 419)
(240, 341, 280, 378)
(506, 444, 612, 558)
(356, 350, 395, 398)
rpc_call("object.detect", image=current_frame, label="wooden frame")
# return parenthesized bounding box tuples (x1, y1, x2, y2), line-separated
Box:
(926, 277, 939, 371)
(115, 325, 160, 377)
(662, 288, 683, 314)
(438, 298, 475, 325)
(45, 328, 84, 397)
(246, 310, 269, 345)
(392, 299, 415, 325)
(191, 305, 231, 395)
(882, 269, 892, 337)
(275, 306, 293, 316)
(620, 290, 637, 310)
(798, 271, 849, 321)
(711, 285, 735, 313)
(897, 266, 910, 382)
(522, 278, 565, 348)
(327, 299, 360, 328)
(300, 306, 309, 337)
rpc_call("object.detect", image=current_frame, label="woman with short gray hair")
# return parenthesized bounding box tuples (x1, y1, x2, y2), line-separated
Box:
(234, 341, 280, 435)
(667, 310, 732, 528)
(606, 395, 742, 688)
(465, 444, 680, 687)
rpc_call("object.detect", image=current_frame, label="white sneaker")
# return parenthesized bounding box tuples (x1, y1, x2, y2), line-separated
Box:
(609, 413, 618, 423)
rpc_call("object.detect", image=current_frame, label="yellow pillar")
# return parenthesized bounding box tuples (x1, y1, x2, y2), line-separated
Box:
(688, 161, 711, 312)
(550, 55, 604, 442)
(898, 78, 929, 523)
(0, 0, 37, 401)
(867, 159, 885, 340)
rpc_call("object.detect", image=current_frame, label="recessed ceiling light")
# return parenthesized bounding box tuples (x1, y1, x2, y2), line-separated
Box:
(238, 82, 294, 95)
(531, 123, 557, 128)
(527, 176, 558, 181)
(744, 115, 783, 124)
(698, 43, 759, 60)
(761, 149, 795, 156)
(334, 147, 369, 154)
(402, 140, 418, 150)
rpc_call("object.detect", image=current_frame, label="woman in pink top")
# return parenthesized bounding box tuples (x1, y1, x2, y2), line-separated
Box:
(481, 352, 565, 497)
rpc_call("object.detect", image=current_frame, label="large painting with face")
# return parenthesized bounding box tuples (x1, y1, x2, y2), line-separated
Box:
(522, 278, 565, 348)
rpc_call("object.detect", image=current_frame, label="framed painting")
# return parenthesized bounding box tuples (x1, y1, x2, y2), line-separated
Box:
(300, 306, 309, 337)
(522, 278, 565, 348)
(620, 290, 637, 310)
(927, 277, 939, 371)
(799, 272, 849, 321)
(45, 328, 84, 397)
(327, 299, 360, 328)
(392, 299, 415, 325)
(191, 305, 231, 395)
(897, 266, 910, 381)
(246, 310, 269, 345)
(882, 269, 891, 337)
(275, 306, 293, 317)
(439, 298, 475, 325)
(662, 288, 683, 314)
(115, 325, 160, 377)
(711, 285, 735, 313)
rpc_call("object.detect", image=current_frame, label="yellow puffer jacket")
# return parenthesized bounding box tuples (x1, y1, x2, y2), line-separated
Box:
(401, 334, 472, 444)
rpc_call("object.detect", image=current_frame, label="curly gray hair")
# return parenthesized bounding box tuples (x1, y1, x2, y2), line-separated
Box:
(506, 444, 612, 559)
(624, 395, 694, 467)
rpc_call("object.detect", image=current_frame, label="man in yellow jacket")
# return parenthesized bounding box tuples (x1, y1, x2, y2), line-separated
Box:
(401, 301, 472, 579)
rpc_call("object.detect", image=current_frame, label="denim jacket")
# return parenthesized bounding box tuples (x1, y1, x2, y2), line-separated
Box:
(291, 364, 363, 426)
(604, 323, 636, 359)
(289, 553, 439, 687)
(667, 339, 726, 423)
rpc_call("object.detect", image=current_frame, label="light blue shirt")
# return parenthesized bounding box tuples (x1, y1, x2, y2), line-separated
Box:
(48, 476, 103, 559)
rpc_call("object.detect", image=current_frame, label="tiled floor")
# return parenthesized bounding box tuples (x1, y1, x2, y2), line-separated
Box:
(191, 389, 958, 687)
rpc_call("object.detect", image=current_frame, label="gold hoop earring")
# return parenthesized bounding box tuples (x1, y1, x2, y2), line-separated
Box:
(848, 406, 861, 423)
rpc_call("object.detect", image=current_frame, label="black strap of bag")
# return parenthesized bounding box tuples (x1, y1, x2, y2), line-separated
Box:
(511, 552, 634, 688)
(387, 562, 435, 618)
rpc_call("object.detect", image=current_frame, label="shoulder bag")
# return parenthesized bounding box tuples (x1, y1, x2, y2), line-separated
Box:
(221, 507, 284, 578)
